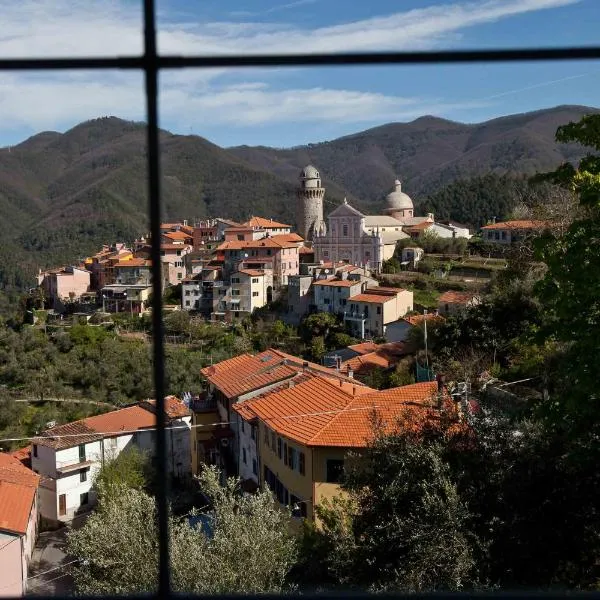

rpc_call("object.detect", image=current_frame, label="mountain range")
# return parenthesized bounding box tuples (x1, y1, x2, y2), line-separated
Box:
(0, 104, 596, 288)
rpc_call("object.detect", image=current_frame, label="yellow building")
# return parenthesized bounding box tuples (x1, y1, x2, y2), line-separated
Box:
(234, 376, 440, 523)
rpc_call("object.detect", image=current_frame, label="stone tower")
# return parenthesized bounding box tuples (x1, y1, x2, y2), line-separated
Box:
(296, 164, 326, 241)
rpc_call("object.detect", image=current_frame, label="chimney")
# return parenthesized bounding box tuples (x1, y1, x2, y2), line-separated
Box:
(339, 379, 343, 387)
(302, 361, 309, 371)
(352, 385, 356, 396)
(288, 380, 295, 389)
(348, 368, 354, 379)
(183, 219, 188, 227)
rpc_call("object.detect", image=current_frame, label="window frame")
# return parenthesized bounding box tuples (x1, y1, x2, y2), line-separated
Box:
(4, 6, 592, 594)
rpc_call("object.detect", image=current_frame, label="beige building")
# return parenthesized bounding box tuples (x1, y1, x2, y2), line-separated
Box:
(480, 219, 549, 245)
(213, 268, 274, 320)
(344, 286, 414, 339)
(233, 377, 440, 523)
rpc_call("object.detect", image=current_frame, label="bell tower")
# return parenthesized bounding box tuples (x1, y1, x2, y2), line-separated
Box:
(296, 165, 325, 241)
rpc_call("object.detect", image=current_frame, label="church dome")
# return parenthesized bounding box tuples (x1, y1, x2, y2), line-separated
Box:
(386, 179, 413, 211)
(300, 164, 320, 180)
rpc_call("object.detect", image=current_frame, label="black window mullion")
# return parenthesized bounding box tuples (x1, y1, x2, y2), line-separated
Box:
(143, 0, 170, 596)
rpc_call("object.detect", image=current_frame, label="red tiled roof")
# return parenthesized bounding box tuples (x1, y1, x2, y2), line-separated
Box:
(236, 378, 439, 448)
(348, 342, 379, 355)
(10, 446, 32, 468)
(142, 396, 191, 418)
(238, 269, 266, 277)
(202, 349, 366, 400)
(114, 258, 152, 268)
(403, 313, 444, 327)
(480, 220, 549, 230)
(313, 279, 357, 288)
(349, 287, 401, 304)
(35, 399, 190, 450)
(217, 238, 298, 251)
(341, 352, 391, 372)
(270, 233, 303, 243)
(161, 243, 192, 251)
(0, 453, 39, 535)
(404, 221, 433, 232)
(243, 216, 291, 229)
(163, 231, 190, 240)
(438, 291, 480, 304)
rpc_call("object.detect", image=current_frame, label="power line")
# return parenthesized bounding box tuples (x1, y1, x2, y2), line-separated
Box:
(0, 394, 438, 446)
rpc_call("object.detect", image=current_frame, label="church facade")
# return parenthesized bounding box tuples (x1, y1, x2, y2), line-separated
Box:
(310, 176, 433, 273)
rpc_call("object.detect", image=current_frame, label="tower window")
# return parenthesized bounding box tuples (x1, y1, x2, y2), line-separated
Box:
(343, 224, 348, 237)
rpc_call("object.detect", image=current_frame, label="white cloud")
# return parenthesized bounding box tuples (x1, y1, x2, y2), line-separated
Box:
(0, 0, 581, 139)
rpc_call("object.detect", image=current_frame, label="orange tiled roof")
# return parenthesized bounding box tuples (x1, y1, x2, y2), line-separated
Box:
(438, 291, 480, 304)
(238, 269, 266, 277)
(404, 221, 433, 232)
(202, 349, 366, 400)
(341, 351, 392, 372)
(270, 233, 304, 243)
(313, 279, 357, 288)
(237, 378, 438, 448)
(217, 238, 298, 251)
(161, 243, 192, 251)
(114, 258, 152, 268)
(142, 396, 191, 418)
(243, 216, 292, 229)
(35, 400, 192, 450)
(9, 446, 32, 468)
(0, 453, 39, 535)
(163, 231, 190, 240)
(299, 246, 314, 254)
(480, 220, 549, 230)
(403, 313, 445, 327)
(349, 288, 401, 304)
(348, 342, 380, 355)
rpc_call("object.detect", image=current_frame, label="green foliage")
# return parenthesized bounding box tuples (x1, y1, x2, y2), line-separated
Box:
(68, 466, 297, 595)
(94, 446, 152, 494)
(310, 336, 326, 362)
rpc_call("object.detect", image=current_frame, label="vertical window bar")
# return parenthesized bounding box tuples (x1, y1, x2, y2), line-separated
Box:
(143, 0, 170, 594)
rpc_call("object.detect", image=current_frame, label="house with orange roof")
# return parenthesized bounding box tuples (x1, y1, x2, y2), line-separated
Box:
(344, 286, 414, 339)
(197, 349, 367, 480)
(0, 452, 40, 596)
(480, 219, 550, 245)
(437, 291, 482, 317)
(242, 216, 292, 235)
(233, 378, 442, 521)
(31, 397, 191, 526)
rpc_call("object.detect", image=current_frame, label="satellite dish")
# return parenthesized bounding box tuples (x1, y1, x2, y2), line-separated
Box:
(324, 269, 330, 274)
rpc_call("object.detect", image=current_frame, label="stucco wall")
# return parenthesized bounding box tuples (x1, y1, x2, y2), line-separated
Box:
(0, 532, 23, 597)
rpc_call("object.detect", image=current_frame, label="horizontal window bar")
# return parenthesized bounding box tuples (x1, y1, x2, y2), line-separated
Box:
(0, 46, 599, 71)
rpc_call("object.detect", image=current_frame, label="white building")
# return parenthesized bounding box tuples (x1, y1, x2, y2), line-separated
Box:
(182, 274, 203, 311)
(31, 397, 191, 526)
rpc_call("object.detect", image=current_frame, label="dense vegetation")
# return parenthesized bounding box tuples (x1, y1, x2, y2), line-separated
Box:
(1, 105, 595, 289)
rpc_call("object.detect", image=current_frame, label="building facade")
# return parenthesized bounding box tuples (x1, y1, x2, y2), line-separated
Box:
(296, 165, 326, 241)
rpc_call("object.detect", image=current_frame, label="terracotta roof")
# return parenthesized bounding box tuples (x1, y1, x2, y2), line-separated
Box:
(341, 352, 392, 372)
(236, 378, 439, 448)
(299, 246, 314, 254)
(438, 291, 480, 304)
(348, 342, 379, 355)
(114, 258, 152, 268)
(217, 238, 298, 251)
(161, 243, 192, 251)
(238, 269, 265, 277)
(270, 233, 303, 243)
(35, 401, 189, 450)
(163, 231, 190, 240)
(202, 349, 366, 400)
(313, 279, 357, 288)
(480, 220, 549, 230)
(142, 396, 191, 418)
(404, 221, 433, 232)
(243, 216, 292, 229)
(0, 453, 39, 535)
(9, 446, 32, 469)
(403, 313, 445, 327)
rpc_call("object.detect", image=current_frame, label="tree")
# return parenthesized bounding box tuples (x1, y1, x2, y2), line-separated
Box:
(68, 466, 297, 595)
(310, 336, 326, 362)
(94, 446, 151, 493)
(312, 413, 477, 592)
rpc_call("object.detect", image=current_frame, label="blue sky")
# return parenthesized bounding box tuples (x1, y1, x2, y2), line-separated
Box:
(0, 0, 598, 148)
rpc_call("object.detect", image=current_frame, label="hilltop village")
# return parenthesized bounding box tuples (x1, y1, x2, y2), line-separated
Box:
(0, 133, 596, 596)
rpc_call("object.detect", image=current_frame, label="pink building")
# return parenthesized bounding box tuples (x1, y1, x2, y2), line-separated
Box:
(217, 234, 302, 286)
(37, 266, 91, 308)
(0, 452, 40, 597)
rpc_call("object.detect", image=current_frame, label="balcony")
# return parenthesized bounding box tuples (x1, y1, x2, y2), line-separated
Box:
(344, 311, 368, 322)
(56, 457, 95, 474)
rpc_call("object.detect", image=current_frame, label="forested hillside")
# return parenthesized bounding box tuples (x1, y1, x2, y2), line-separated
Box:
(0, 105, 596, 289)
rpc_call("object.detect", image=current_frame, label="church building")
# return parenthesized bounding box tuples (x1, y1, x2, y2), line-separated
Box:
(308, 174, 433, 273)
